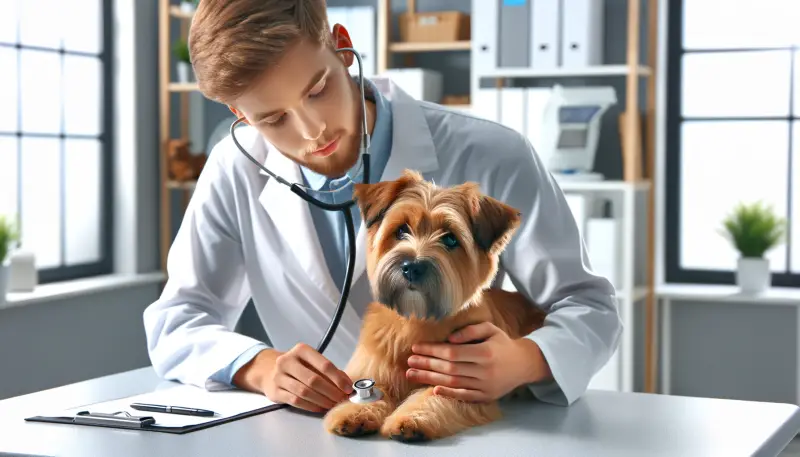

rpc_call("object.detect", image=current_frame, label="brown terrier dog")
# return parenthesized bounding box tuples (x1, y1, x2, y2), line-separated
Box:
(322, 169, 547, 442)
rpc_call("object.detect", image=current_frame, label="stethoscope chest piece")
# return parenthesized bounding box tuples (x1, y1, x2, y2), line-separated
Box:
(349, 378, 383, 404)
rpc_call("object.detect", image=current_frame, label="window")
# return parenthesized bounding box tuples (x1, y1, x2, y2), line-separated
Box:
(665, 0, 800, 287)
(0, 0, 113, 283)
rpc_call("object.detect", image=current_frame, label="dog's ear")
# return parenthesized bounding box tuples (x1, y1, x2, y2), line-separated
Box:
(353, 170, 422, 228)
(471, 195, 522, 255)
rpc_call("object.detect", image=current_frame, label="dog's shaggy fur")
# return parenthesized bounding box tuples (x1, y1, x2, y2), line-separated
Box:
(322, 169, 546, 441)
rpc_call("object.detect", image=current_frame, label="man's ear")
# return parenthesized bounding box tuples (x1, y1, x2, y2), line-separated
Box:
(332, 24, 354, 67)
(353, 170, 423, 228)
(228, 106, 250, 125)
(471, 194, 522, 255)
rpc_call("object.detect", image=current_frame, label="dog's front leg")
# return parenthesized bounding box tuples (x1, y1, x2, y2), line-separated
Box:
(381, 387, 501, 442)
(322, 347, 401, 437)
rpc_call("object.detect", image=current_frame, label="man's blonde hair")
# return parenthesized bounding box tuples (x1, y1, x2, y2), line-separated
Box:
(189, 0, 334, 105)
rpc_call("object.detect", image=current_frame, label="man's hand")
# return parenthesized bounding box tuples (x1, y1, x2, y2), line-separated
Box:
(233, 343, 354, 413)
(406, 322, 552, 403)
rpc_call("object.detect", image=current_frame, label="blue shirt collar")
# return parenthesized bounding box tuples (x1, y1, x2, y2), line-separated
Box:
(301, 77, 392, 190)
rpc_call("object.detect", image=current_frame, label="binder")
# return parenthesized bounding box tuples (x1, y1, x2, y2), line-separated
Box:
(25, 384, 287, 435)
(499, 87, 527, 135)
(561, 0, 605, 68)
(498, 0, 530, 68)
(471, 0, 499, 74)
(530, 0, 562, 69)
(524, 87, 553, 153)
(327, 6, 376, 78)
(473, 88, 500, 122)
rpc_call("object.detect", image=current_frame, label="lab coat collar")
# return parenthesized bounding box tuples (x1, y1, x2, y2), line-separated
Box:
(257, 78, 440, 309)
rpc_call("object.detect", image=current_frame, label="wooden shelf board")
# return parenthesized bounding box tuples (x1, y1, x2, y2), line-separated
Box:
(166, 180, 197, 190)
(389, 41, 471, 52)
(480, 64, 652, 79)
(169, 5, 194, 20)
(168, 82, 199, 92)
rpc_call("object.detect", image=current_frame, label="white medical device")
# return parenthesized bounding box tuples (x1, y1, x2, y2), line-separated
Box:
(538, 84, 617, 182)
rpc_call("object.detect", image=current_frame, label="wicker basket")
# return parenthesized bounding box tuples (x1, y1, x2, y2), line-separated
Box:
(398, 11, 471, 43)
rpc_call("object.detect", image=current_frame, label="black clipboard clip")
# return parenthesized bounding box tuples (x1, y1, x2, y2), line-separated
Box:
(73, 410, 156, 429)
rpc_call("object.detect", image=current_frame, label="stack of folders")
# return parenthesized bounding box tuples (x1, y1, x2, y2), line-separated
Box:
(471, 0, 606, 139)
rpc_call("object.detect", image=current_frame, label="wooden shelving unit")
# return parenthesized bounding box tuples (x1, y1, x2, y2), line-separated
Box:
(376, 0, 472, 110)
(158, 0, 199, 271)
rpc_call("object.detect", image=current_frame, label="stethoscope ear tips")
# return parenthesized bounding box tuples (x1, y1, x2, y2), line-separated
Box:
(349, 378, 383, 404)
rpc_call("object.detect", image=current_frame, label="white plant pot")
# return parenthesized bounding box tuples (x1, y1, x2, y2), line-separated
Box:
(0, 261, 9, 306)
(180, 1, 196, 14)
(177, 62, 194, 83)
(736, 257, 771, 293)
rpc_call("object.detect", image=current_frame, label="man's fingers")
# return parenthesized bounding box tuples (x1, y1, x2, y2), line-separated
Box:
(295, 344, 354, 394)
(432, 385, 489, 403)
(407, 355, 483, 379)
(284, 357, 349, 405)
(448, 322, 497, 343)
(275, 386, 326, 413)
(405, 368, 482, 390)
(411, 342, 490, 363)
(278, 374, 337, 410)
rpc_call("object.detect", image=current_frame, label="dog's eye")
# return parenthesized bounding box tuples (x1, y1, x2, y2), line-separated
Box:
(441, 233, 459, 250)
(396, 223, 410, 240)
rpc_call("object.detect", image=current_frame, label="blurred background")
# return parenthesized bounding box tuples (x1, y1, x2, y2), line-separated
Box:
(1, 0, 799, 432)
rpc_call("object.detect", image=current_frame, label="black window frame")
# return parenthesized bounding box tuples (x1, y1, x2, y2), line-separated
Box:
(0, 0, 114, 284)
(665, 0, 799, 287)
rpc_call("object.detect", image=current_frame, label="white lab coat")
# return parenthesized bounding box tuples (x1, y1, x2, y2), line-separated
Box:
(143, 79, 622, 407)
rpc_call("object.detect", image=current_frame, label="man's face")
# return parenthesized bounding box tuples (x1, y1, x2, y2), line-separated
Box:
(230, 36, 370, 178)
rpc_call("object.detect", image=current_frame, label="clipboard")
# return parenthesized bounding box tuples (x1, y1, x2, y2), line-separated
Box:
(24, 384, 289, 435)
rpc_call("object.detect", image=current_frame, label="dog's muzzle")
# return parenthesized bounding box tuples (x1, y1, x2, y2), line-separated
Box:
(375, 255, 448, 320)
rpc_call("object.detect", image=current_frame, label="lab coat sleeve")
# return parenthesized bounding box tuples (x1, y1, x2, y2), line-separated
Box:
(489, 133, 622, 407)
(143, 155, 268, 392)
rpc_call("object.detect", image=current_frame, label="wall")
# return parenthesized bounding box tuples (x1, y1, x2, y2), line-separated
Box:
(0, 0, 162, 401)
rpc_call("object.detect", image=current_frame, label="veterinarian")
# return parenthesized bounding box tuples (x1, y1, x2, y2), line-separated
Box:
(143, 0, 622, 414)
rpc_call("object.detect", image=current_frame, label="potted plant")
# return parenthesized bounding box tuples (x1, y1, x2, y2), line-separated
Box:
(173, 39, 193, 83)
(180, 0, 199, 14)
(720, 201, 786, 293)
(0, 214, 20, 304)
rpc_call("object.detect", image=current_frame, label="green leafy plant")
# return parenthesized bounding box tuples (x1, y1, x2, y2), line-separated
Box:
(173, 39, 191, 64)
(720, 201, 786, 258)
(0, 214, 20, 265)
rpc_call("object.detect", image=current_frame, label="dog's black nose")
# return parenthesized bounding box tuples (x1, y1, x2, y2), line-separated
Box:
(401, 260, 430, 283)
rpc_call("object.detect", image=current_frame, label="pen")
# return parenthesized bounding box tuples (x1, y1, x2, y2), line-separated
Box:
(130, 402, 216, 417)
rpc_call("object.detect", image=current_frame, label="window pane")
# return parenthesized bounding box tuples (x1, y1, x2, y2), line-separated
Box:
(792, 122, 800, 274)
(683, 0, 800, 50)
(680, 121, 789, 272)
(64, 138, 101, 265)
(62, 0, 102, 54)
(64, 55, 101, 136)
(682, 50, 791, 118)
(20, 137, 61, 268)
(20, 49, 61, 135)
(0, 0, 19, 44)
(0, 136, 18, 219)
(0, 47, 18, 132)
(19, 0, 62, 50)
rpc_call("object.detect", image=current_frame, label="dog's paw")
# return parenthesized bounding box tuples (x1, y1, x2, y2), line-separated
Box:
(380, 414, 431, 442)
(323, 401, 390, 437)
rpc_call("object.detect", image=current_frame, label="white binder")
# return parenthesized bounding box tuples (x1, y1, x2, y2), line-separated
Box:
(471, 0, 499, 75)
(327, 6, 376, 77)
(499, 87, 527, 135)
(561, 0, 605, 68)
(524, 87, 552, 153)
(530, 0, 562, 69)
(473, 88, 500, 123)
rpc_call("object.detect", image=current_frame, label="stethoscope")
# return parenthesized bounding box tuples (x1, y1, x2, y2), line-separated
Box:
(229, 47, 382, 406)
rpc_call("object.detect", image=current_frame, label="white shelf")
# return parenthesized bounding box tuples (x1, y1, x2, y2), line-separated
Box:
(479, 64, 652, 80)
(657, 284, 800, 306)
(556, 179, 651, 193)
